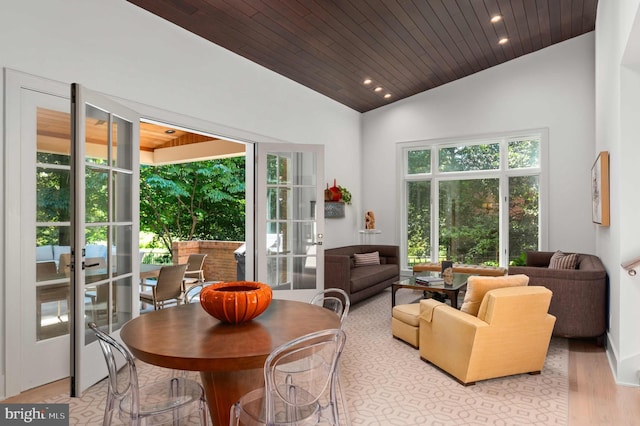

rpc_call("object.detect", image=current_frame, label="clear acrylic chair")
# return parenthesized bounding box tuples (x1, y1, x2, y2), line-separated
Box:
(230, 328, 347, 426)
(183, 282, 205, 304)
(309, 288, 351, 424)
(88, 322, 208, 426)
(309, 288, 350, 326)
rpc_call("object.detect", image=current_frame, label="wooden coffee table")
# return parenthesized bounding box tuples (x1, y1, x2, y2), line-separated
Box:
(392, 273, 470, 309)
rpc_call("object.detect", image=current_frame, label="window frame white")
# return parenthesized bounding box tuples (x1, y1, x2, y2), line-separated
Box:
(397, 129, 549, 275)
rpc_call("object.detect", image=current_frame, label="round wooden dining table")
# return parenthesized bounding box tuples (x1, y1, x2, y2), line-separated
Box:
(120, 298, 341, 426)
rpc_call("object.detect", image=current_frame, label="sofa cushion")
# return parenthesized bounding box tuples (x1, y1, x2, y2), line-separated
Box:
(36, 245, 54, 262)
(354, 251, 380, 267)
(53, 245, 71, 263)
(349, 264, 397, 293)
(461, 274, 529, 317)
(549, 251, 578, 269)
(86, 244, 107, 259)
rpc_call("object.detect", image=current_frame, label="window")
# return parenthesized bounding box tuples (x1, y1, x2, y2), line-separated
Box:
(400, 131, 546, 271)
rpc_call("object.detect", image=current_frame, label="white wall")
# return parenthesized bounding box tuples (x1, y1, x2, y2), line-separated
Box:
(0, 0, 362, 248)
(596, 0, 640, 386)
(0, 0, 361, 397)
(362, 34, 596, 255)
(362, 33, 595, 253)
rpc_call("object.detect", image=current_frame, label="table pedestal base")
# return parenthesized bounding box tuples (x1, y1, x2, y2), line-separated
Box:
(200, 368, 264, 426)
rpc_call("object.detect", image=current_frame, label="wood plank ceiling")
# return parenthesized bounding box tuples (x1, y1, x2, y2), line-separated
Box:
(127, 0, 598, 113)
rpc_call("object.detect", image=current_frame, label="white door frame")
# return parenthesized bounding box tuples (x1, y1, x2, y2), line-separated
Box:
(3, 68, 308, 398)
(4, 69, 72, 397)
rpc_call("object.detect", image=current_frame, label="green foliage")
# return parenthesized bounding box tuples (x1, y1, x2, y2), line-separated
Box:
(439, 144, 500, 172)
(405, 138, 541, 267)
(337, 185, 352, 205)
(140, 157, 245, 253)
(509, 252, 527, 266)
(407, 181, 431, 263)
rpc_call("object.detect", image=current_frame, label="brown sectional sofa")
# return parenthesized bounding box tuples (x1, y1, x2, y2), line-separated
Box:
(508, 251, 607, 342)
(324, 245, 400, 305)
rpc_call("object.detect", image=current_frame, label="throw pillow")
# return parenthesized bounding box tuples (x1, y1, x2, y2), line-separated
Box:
(548, 251, 579, 269)
(353, 251, 380, 267)
(460, 274, 529, 317)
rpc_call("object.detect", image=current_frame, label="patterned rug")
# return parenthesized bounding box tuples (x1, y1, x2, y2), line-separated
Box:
(341, 289, 568, 425)
(44, 288, 568, 425)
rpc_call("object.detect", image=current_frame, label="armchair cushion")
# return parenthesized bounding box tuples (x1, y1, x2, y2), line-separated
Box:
(460, 274, 529, 316)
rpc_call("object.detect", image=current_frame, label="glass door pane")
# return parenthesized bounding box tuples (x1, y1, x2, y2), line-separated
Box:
(508, 175, 540, 263)
(257, 145, 324, 301)
(438, 178, 499, 264)
(406, 181, 431, 267)
(22, 91, 74, 390)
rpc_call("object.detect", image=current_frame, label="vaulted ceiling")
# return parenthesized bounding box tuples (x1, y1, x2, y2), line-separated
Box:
(128, 0, 598, 113)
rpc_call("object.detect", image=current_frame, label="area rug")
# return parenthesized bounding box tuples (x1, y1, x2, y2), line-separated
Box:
(340, 288, 568, 425)
(44, 288, 568, 425)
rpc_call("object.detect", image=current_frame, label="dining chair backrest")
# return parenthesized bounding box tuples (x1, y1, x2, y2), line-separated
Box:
(88, 322, 208, 425)
(89, 322, 141, 425)
(36, 261, 58, 281)
(265, 328, 347, 424)
(155, 263, 188, 301)
(184, 253, 207, 283)
(310, 288, 350, 325)
(58, 253, 71, 276)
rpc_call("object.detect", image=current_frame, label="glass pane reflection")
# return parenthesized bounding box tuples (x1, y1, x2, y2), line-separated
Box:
(85, 166, 108, 223)
(85, 104, 108, 165)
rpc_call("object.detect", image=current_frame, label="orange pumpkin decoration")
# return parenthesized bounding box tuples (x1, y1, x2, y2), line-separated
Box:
(200, 281, 272, 324)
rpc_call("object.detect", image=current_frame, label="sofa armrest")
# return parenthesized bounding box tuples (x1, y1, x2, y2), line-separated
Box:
(324, 255, 352, 295)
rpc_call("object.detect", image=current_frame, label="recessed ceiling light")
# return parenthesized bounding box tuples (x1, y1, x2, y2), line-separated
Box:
(491, 15, 502, 23)
(374, 86, 383, 92)
(384, 94, 392, 99)
(363, 78, 372, 85)
(165, 129, 176, 134)
(498, 38, 509, 45)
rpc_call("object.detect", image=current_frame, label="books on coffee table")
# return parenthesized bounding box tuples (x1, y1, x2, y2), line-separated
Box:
(415, 276, 444, 285)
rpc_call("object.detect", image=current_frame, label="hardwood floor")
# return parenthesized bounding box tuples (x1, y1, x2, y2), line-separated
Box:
(4, 340, 640, 425)
(568, 340, 640, 425)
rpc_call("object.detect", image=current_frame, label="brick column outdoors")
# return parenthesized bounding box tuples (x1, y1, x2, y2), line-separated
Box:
(172, 240, 244, 282)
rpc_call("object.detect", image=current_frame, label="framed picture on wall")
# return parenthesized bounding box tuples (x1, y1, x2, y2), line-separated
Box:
(591, 151, 610, 226)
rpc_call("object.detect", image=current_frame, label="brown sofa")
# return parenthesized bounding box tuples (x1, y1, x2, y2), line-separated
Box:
(508, 251, 607, 342)
(324, 245, 400, 305)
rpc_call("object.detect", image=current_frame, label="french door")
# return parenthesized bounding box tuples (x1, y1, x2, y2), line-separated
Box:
(255, 144, 324, 301)
(18, 87, 72, 391)
(5, 72, 138, 397)
(70, 84, 140, 396)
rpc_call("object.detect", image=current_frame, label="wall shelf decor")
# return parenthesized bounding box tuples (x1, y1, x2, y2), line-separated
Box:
(325, 201, 345, 218)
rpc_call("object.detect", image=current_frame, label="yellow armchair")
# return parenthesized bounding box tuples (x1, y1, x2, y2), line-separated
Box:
(419, 286, 556, 385)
